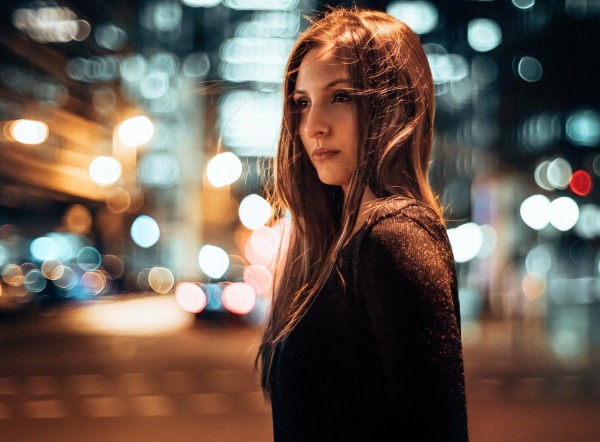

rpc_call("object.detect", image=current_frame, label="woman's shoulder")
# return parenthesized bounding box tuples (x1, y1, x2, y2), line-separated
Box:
(352, 197, 455, 280)
(355, 197, 452, 260)
(365, 197, 443, 234)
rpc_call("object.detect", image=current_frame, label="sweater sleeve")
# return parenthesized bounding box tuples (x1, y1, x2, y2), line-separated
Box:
(357, 204, 469, 441)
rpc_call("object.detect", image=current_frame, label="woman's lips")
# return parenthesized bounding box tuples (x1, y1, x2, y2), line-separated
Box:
(312, 148, 340, 161)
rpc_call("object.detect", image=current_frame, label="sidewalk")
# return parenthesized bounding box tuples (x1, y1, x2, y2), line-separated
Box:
(462, 318, 590, 374)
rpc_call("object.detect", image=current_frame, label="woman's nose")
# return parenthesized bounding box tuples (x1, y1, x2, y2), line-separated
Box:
(303, 107, 329, 138)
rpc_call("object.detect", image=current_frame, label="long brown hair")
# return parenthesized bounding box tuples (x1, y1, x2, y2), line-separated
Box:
(257, 6, 440, 397)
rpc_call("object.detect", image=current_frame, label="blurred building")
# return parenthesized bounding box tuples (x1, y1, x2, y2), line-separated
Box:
(0, 0, 598, 361)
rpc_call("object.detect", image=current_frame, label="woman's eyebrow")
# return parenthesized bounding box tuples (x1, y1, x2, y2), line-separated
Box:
(293, 78, 352, 95)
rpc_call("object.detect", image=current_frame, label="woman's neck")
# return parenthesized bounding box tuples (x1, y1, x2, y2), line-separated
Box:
(349, 187, 377, 237)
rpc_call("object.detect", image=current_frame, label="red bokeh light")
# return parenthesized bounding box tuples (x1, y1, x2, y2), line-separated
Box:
(569, 170, 593, 196)
(222, 282, 256, 315)
(175, 282, 207, 313)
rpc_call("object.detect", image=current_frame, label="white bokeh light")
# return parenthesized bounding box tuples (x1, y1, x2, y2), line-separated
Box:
(130, 215, 160, 248)
(467, 18, 502, 52)
(387, 1, 439, 35)
(89, 156, 122, 186)
(520, 194, 551, 230)
(117, 116, 154, 147)
(447, 222, 484, 263)
(546, 157, 572, 190)
(206, 152, 243, 187)
(239, 194, 272, 230)
(549, 197, 579, 231)
(10, 119, 49, 145)
(198, 245, 229, 279)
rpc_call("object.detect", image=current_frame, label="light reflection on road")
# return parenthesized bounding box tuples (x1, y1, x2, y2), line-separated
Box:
(68, 294, 195, 336)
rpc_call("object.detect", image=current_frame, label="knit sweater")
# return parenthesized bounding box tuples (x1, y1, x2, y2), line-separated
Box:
(270, 198, 469, 441)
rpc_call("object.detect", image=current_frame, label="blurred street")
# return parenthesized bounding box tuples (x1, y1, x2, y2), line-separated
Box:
(0, 294, 599, 442)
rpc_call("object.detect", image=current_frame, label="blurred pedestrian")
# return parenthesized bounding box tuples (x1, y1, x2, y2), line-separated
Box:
(256, 6, 469, 441)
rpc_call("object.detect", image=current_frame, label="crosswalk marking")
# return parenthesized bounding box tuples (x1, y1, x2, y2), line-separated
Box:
(131, 395, 173, 417)
(0, 368, 272, 419)
(188, 392, 233, 415)
(24, 399, 67, 418)
(82, 396, 126, 417)
(0, 370, 594, 419)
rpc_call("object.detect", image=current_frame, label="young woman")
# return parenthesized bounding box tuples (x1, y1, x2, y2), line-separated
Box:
(257, 7, 469, 441)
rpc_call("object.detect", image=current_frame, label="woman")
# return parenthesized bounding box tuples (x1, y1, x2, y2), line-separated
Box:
(257, 7, 469, 441)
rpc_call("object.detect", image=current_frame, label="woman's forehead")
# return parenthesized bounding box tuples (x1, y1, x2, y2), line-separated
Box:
(296, 45, 350, 89)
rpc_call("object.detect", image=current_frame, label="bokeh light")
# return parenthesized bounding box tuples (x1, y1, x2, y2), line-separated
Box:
(198, 245, 229, 279)
(447, 222, 484, 263)
(131, 215, 161, 248)
(516, 56, 543, 82)
(546, 157, 572, 189)
(148, 266, 175, 294)
(12, 5, 88, 43)
(8, 119, 49, 144)
(243, 226, 279, 267)
(520, 194, 551, 230)
(23, 269, 46, 293)
(549, 197, 579, 231)
(574, 204, 600, 239)
(565, 109, 600, 147)
(570, 170, 593, 196)
(206, 152, 243, 187)
(175, 282, 208, 313)
(238, 194, 272, 230)
(30, 236, 58, 261)
(387, 1, 439, 35)
(522, 272, 546, 300)
(89, 156, 122, 186)
(105, 188, 133, 214)
(534, 160, 553, 190)
(41, 259, 63, 280)
(467, 18, 502, 52)
(182, 0, 222, 7)
(117, 116, 154, 147)
(102, 255, 125, 279)
(221, 282, 256, 314)
(243, 264, 272, 296)
(77, 246, 102, 271)
(81, 270, 107, 295)
(512, 0, 535, 10)
(53, 266, 77, 290)
(64, 205, 93, 235)
(526, 245, 553, 274)
(224, 0, 299, 11)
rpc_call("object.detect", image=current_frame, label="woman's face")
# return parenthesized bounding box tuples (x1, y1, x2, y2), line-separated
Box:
(294, 44, 358, 194)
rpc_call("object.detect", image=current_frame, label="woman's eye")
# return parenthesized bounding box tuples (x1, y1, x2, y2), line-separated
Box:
(333, 91, 350, 102)
(294, 98, 309, 109)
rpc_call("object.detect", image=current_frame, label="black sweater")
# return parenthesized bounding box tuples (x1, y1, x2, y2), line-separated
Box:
(270, 198, 469, 441)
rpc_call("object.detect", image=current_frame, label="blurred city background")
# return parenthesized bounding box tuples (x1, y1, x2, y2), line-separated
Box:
(0, 0, 598, 440)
